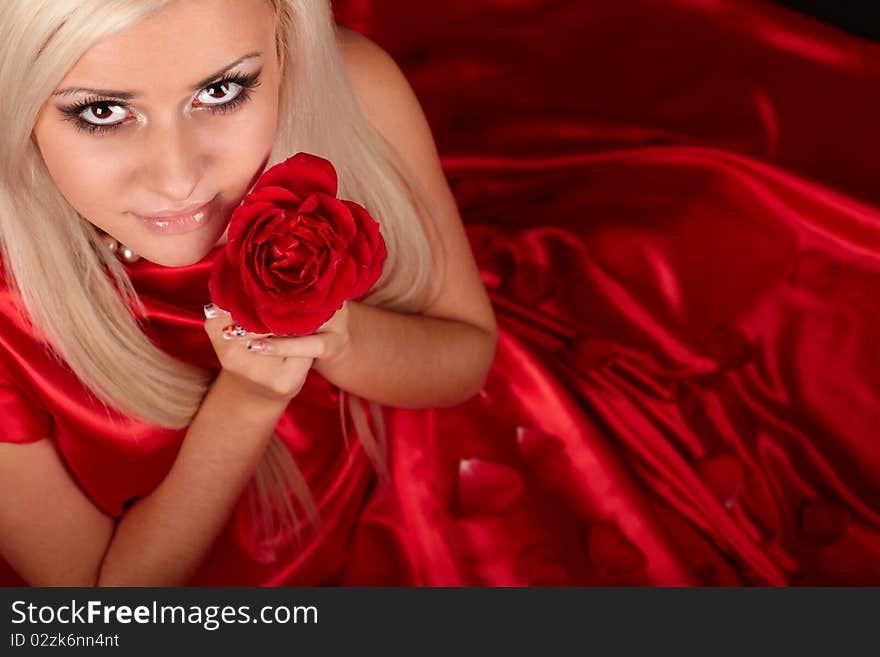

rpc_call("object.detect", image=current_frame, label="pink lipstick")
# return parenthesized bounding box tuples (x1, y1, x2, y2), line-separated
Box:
(133, 197, 218, 235)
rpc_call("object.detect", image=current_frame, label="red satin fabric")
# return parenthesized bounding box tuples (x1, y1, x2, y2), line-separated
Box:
(2, 0, 880, 585)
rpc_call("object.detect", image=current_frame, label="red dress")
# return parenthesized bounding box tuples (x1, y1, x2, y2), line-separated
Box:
(2, 0, 880, 585)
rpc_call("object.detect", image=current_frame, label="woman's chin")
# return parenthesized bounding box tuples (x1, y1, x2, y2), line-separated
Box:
(135, 241, 219, 268)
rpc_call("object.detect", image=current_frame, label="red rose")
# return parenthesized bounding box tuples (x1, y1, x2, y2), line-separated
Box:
(208, 153, 387, 336)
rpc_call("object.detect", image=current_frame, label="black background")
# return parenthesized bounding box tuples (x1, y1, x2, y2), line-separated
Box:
(771, 1, 878, 41)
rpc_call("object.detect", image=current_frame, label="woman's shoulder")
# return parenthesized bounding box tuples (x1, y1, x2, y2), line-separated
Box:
(332, 25, 496, 336)
(335, 25, 382, 63)
(334, 25, 421, 133)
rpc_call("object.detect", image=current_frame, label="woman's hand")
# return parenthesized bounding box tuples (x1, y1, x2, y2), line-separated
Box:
(203, 301, 351, 403)
(204, 305, 313, 403)
(245, 300, 351, 363)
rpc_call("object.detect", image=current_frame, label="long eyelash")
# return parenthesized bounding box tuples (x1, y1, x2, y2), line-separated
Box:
(59, 72, 262, 136)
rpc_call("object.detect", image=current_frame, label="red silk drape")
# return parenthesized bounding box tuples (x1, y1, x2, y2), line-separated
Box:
(328, 0, 880, 585)
(2, 0, 878, 586)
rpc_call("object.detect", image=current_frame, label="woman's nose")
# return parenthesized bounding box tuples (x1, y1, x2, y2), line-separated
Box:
(142, 120, 205, 203)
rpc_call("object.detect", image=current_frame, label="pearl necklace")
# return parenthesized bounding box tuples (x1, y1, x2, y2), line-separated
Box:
(99, 232, 141, 264)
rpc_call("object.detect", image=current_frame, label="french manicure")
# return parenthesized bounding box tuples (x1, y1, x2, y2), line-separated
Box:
(246, 340, 273, 353)
(204, 303, 225, 319)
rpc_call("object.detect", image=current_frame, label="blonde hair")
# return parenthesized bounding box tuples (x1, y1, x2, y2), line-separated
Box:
(0, 0, 443, 567)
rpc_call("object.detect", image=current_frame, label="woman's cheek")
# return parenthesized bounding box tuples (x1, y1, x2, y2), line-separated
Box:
(219, 105, 279, 194)
(41, 134, 128, 224)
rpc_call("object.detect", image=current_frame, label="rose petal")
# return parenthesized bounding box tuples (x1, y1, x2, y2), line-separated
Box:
(344, 201, 382, 250)
(352, 237, 386, 299)
(283, 258, 337, 307)
(299, 194, 319, 214)
(208, 249, 268, 333)
(454, 458, 524, 516)
(253, 153, 338, 197)
(228, 204, 283, 263)
(208, 247, 235, 307)
(252, 213, 292, 245)
(348, 231, 372, 266)
(316, 196, 357, 243)
(244, 185, 303, 209)
(326, 257, 358, 307)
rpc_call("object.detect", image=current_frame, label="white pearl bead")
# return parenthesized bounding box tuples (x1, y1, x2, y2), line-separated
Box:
(100, 234, 118, 253)
(118, 245, 140, 263)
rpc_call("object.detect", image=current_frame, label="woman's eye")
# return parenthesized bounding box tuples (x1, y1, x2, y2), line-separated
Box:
(196, 80, 243, 106)
(80, 103, 128, 127)
(63, 73, 259, 135)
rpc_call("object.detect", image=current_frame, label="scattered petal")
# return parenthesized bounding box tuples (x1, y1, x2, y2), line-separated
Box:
(454, 458, 525, 516)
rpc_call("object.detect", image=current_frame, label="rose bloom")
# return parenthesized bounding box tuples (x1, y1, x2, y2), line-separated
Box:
(209, 153, 387, 336)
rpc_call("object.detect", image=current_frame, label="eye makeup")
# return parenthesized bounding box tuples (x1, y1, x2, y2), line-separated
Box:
(57, 71, 263, 136)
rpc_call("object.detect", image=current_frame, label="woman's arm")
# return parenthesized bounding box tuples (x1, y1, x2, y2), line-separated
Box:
(0, 373, 283, 587)
(95, 368, 290, 587)
(0, 439, 115, 586)
(1, 307, 317, 587)
(313, 301, 496, 408)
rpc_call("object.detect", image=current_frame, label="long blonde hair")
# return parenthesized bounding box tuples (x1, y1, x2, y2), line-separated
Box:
(0, 0, 443, 565)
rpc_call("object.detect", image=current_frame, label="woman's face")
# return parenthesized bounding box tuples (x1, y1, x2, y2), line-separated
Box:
(33, 0, 282, 267)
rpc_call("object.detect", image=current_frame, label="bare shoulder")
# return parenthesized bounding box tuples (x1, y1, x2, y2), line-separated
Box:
(334, 26, 418, 132)
(332, 26, 497, 339)
(335, 25, 389, 73)
(335, 24, 368, 54)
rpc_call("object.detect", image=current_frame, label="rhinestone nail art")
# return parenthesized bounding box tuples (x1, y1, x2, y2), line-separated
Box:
(221, 323, 248, 339)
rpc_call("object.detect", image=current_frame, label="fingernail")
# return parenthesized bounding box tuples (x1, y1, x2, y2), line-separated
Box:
(221, 323, 247, 339)
(204, 303, 222, 319)
(246, 340, 273, 353)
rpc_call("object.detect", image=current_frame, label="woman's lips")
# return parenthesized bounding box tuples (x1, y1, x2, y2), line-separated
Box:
(133, 197, 218, 235)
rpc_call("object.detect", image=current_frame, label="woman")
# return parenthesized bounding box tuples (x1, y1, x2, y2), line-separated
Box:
(4, 0, 880, 587)
(0, 0, 497, 586)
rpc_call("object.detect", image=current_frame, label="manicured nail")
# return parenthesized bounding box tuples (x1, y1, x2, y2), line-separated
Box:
(221, 323, 247, 339)
(246, 340, 273, 353)
(204, 303, 223, 319)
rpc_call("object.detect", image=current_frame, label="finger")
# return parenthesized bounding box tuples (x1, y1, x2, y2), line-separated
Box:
(217, 322, 275, 342)
(203, 303, 231, 319)
(203, 305, 275, 343)
(221, 323, 249, 340)
(246, 334, 327, 358)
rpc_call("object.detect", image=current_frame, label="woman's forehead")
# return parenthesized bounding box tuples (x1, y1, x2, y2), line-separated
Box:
(55, 0, 275, 98)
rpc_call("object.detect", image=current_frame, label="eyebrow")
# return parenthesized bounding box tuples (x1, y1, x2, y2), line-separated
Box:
(52, 51, 263, 99)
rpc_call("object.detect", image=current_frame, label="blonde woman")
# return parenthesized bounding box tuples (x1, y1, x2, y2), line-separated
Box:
(8, 0, 879, 590)
(0, 0, 498, 586)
